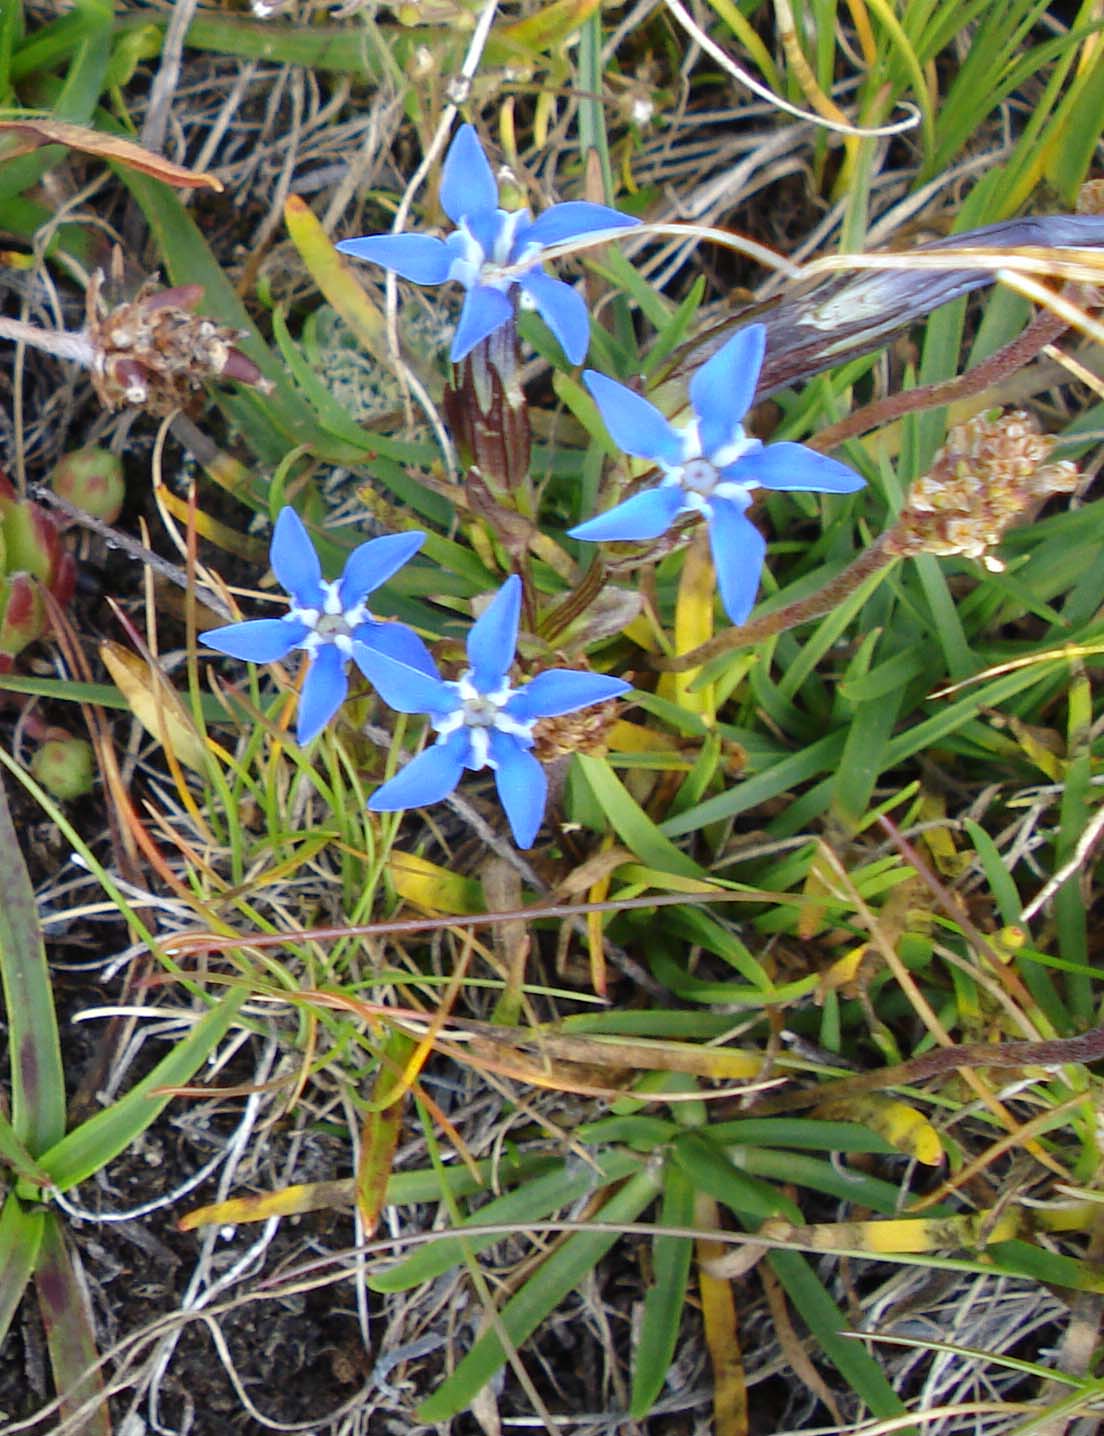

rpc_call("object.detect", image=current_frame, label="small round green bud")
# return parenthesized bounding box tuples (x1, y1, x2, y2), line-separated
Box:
(49, 447, 126, 524)
(31, 735, 95, 800)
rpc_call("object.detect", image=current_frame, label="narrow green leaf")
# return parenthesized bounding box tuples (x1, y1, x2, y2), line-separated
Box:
(708, 1119, 899, 1155)
(35, 1213, 110, 1436)
(962, 819, 1023, 925)
(370, 1148, 643, 1293)
(671, 1131, 800, 1223)
(34, 990, 247, 1192)
(0, 1111, 53, 1189)
(630, 1163, 694, 1416)
(0, 1194, 44, 1351)
(832, 684, 906, 829)
(575, 754, 703, 876)
(0, 777, 65, 1156)
(1057, 674, 1094, 1022)
(990, 1239, 1104, 1294)
(417, 1165, 663, 1421)
(660, 731, 846, 836)
(768, 1249, 908, 1421)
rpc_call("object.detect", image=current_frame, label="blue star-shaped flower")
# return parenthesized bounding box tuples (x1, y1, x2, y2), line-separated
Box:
(335, 124, 639, 364)
(568, 324, 866, 625)
(199, 507, 433, 745)
(354, 575, 630, 848)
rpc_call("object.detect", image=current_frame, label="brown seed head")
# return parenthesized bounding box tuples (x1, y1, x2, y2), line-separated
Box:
(84, 272, 271, 416)
(531, 693, 623, 762)
(891, 408, 1078, 570)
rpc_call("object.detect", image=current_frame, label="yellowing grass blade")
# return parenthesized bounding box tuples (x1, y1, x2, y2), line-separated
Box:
(178, 1179, 356, 1232)
(761, 1201, 1098, 1257)
(100, 641, 209, 773)
(696, 1193, 748, 1436)
(285, 194, 386, 358)
(357, 1031, 413, 1235)
(658, 531, 715, 719)
(817, 1094, 943, 1167)
(496, 0, 602, 54)
(387, 850, 485, 914)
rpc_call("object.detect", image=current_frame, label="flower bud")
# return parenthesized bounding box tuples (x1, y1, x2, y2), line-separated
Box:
(31, 733, 95, 800)
(0, 573, 47, 657)
(0, 500, 59, 585)
(49, 446, 126, 524)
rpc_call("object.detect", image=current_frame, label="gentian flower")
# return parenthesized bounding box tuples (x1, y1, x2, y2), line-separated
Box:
(568, 324, 866, 624)
(336, 124, 639, 364)
(354, 575, 629, 847)
(200, 507, 432, 745)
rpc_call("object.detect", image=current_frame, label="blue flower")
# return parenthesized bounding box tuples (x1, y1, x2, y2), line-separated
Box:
(567, 324, 866, 625)
(199, 507, 432, 745)
(335, 124, 639, 365)
(354, 575, 629, 848)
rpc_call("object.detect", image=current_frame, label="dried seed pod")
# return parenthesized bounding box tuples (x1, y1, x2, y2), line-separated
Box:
(531, 694, 623, 762)
(891, 409, 1079, 570)
(84, 271, 271, 416)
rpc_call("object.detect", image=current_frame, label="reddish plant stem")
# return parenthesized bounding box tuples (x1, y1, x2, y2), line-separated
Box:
(651, 530, 902, 672)
(739, 1023, 1104, 1118)
(809, 304, 1070, 453)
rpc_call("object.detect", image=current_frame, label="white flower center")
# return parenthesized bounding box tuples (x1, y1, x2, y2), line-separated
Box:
(432, 670, 536, 771)
(659, 423, 763, 519)
(680, 457, 719, 497)
(448, 209, 536, 292)
(288, 579, 370, 658)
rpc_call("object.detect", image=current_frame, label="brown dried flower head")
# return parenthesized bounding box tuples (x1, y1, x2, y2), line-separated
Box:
(891, 408, 1078, 571)
(531, 694, 623, 762)
(85, 271, 271, 416)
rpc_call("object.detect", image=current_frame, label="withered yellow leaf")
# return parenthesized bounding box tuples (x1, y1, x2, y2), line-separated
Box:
(100, 641, 208, 773)
(820, 1093, 943, 1166)
(387, 850, 484, 914)
(0, 120, 223, 190)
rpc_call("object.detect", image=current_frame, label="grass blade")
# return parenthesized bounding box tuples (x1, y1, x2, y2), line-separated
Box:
(416, 1165, 663, 1421)
(35, 1212, 110, 1436)
(0, 776, 65, 1157)
(33, 989, 246, 1192)
(630, 1162, 695, 1416)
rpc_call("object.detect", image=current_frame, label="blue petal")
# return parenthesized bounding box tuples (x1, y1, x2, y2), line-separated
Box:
(351, 645, 455, 715)
(488, 730, 548, 849)
(518, 271, 589, 364)
(504, 669, 630, 721)
(708, 496, 766, 626)
(451, 286, 515, 361)
(733, 442, 867, 494)
(339, 531, 425, 607)
(467, 575, 520, 693)
(296, 644, 347, 744)
(568, 485, 685, 543)
(465, 209, 508, 264)
(335, 234, 453, 285)
(440, 124, 498, 224)
(270, 508, 324, 608)
(200, 618, 304, 662)
(522, 202, 640, 249)
(369, 729, 470, 812)
(582, 372, 685, 466)
(354, 621, 437, 676)
(690, 325, 766, 456)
